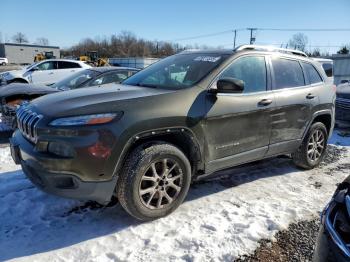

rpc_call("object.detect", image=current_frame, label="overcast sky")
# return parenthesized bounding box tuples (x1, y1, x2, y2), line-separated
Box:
(1, 0, 350, 53)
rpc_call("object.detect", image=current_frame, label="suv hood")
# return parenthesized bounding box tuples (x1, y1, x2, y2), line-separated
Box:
(30, 84, 173, 117)
(337, 83, 350, 99)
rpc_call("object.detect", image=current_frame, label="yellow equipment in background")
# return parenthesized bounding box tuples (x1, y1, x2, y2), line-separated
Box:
(34, 51, 55, 62)
(79, 51, 109, 67)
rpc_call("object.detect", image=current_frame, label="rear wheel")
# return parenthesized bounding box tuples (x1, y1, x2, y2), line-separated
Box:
(117, 142, 191, 221)
(292, 122, 328, 169)
(1, 62, 5, 66)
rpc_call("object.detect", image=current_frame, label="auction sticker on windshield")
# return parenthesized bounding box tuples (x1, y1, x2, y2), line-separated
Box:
(194, 56, 221, 62)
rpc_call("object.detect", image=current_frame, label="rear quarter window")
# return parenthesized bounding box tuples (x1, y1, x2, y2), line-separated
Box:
(272, 58, 305, 89)
(57, 61, 82, 69)
(321, 63, 333, 77)
(302, 62, 323, 84)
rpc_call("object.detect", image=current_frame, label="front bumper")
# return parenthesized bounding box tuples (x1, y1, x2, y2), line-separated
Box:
(335, 98, 350, 122)
(313, 199, 350, 262)
(10, 131, 117, 204)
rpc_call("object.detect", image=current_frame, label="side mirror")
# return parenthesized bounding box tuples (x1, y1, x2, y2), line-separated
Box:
(215, 77, 244, 93)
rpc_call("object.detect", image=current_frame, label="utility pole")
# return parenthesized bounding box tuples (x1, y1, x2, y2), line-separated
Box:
(247, 28, 257, 44)
(233, 29, 237, 49)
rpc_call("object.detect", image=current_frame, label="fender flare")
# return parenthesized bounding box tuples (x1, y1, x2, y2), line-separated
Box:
(112, 127, 203, 179)
(302, 109, 333, 140)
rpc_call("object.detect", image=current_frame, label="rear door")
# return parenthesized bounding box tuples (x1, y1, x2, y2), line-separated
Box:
(267, 56, 315, 155)
(205, 55, 275, 172)
(55, 61, 83, 83)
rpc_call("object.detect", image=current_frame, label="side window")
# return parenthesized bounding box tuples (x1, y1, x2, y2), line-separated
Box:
(219, 56, 267, 93)
(36, 61, 55, 70)
(272, 58, 305, 89)
(57, 61, 81, 69)
(302, 62, 323, 84)
(89, 71, 129, 86)
(322, 63, 333, 77)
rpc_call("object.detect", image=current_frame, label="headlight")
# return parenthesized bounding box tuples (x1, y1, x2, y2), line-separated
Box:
(49, 112, 122, 126)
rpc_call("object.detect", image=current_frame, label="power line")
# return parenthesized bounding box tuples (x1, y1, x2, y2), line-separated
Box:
(257, 28, 350, 32)
(171, 28, 350, 42)
(171, 29, 245, 42)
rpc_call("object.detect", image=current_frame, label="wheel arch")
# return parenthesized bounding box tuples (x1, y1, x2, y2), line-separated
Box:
(8, 78, 29, 84)
(303, 110, 333, 139)
(113, 127, 204, 180)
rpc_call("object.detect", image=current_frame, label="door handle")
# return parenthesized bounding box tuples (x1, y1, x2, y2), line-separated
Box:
(48, 72, 54, 75)
(71, 70, 75, 72)
(306, 93, 315, 99)
(258, 99, 273, 106)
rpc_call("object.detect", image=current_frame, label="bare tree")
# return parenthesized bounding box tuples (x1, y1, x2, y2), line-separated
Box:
(288, 33, 308, 52)
(311, 48, 321, 57)
(36, 37, 49, 46)
(337, 45, 350, 54)
(12, 32, 29, 44)
(63, 31, 181, 58)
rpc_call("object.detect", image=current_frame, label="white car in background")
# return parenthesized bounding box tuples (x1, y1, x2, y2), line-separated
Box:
(0, 59, 91, 86)
(0, 58, 8, 66)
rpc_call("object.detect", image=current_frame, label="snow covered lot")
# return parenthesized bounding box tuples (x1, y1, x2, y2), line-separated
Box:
(0, 130, 349, 261)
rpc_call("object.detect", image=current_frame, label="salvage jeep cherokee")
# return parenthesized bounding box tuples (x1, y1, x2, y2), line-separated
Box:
(10, 45, 336, 221)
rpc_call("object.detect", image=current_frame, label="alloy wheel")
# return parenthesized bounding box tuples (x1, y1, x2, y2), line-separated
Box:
(307, 129, 325, 163)
(139, 158, 183, 209)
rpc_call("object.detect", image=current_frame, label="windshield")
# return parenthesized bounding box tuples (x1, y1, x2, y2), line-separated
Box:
(26, 62, 39, 70)
(53, 69, 100, 90)
(123, 53, 228, 90)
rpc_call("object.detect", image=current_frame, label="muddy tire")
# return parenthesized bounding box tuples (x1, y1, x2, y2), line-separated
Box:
(292, 122, 328, 169)
(117, 142, 191, 221)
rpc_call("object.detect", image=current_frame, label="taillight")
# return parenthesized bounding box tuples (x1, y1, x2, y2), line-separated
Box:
(332, 84, 337, 92)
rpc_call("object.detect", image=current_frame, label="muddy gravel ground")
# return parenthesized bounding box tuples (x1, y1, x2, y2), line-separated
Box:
(236, 219, 320, 262)
(236, 144, 350, 262)
(0, 65, 22, 73)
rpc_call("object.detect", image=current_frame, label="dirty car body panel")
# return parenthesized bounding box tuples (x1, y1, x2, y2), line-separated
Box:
(10, 49, 335, 204)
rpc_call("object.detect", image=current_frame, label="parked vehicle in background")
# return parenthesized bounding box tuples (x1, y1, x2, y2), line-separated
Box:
(10, 45, 335, 221)
(0, 67, 139, 128)
(335, 82, 350, 126)
(0, 58, 8, 66)
(0, 59, 91, 86)
(313, 175, 350, 262)
(313, 58, 333, 81)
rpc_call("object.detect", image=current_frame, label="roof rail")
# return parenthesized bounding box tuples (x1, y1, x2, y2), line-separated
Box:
(235, 45, 308, 57)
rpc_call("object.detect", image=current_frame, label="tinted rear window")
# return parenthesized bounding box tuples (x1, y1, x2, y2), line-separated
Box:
(272, 58, 305, 89)
(57, 61, 81, 69)
(302, 62, 323, 84)
(322, 63, 333, 77)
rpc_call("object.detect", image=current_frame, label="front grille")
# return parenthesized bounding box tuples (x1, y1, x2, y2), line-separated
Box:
(16, 106, 43, 143)
(336, 97, 350, 110)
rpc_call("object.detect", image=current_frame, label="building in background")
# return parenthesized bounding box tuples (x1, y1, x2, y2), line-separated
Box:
(108, 57, 159, 69)
(332, 54, 350, 85)
(0, 43, 60, 64)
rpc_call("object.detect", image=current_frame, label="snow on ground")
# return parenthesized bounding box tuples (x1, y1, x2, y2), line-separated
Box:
(0, 130, 349, 261)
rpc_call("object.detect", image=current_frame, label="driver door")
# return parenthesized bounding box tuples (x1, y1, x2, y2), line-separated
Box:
(28, 61, 56, 85)
(205, 55, 274, 173)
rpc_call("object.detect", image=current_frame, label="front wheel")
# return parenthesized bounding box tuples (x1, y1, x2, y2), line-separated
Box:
(292, 122, 328, 169)
(117, 142, 191, 221)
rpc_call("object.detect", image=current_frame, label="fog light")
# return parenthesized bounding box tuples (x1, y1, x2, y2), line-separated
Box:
(48, 141, 75, 157)
(88, 142, 111, 159)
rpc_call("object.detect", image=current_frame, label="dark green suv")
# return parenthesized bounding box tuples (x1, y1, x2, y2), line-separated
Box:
(10, 45, 336, 220)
